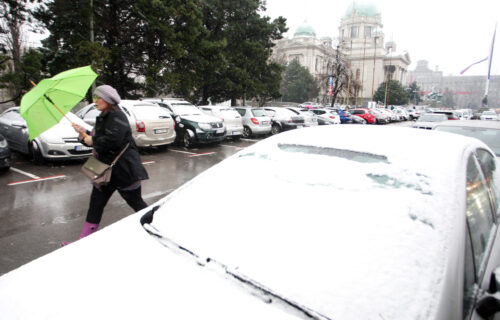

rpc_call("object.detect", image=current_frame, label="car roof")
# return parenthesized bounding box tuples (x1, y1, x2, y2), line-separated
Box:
(147, 125, 484, 319)
(434, 120, 500, 129)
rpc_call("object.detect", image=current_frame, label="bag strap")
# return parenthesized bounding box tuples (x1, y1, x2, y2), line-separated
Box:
(110, 143, 130, 167)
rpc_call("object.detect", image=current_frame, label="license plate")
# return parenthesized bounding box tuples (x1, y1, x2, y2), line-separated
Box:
(75, 145, 92, 151)
(262, 121, 269, 125)
(297, 125, 303, 128)
(154, 128, 168, 134)
(216, 128, 224, 134)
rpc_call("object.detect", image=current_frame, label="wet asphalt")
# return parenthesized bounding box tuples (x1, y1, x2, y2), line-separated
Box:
(0, 137, 259, 276)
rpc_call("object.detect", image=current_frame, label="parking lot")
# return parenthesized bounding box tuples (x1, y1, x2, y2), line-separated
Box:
(0, 137, 260, 275)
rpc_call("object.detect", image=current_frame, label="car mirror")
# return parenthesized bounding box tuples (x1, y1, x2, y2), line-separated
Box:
(11, 121, 27, 128)
(476, 267, 500, 318)
(175, 116, 181, 123)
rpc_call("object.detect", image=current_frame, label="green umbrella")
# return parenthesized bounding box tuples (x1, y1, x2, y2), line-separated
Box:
(20, 65, 98, 140)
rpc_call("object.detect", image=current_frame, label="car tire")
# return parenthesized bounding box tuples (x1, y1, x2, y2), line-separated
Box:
(182, 130, 193, 148)
(30, 141, 44, 164)
(271, 123, 281, 135)
(242, 126, 252, 138)
(361, 119, 367, 125)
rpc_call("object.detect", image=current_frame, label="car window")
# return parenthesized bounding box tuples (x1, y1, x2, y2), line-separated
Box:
(83, 106, 101, 123)
(1, 109, 23, 121)
(169, 103, 202, 116)
(286, 108, 300, 115)
(463, 231, 476, 319)
(476, 149, 500, 214)
(235, 108, 245, 117)
(351, 110, 363, 115)
(219, 109, 239, 118)
(130, 105, 171, 120)
(251, 109, 267, 117)
(466, 154, 496, 280)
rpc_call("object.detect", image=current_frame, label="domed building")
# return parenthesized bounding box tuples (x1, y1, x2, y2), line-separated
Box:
(271, 2, 411, 105)
(339, 1, 411, 104)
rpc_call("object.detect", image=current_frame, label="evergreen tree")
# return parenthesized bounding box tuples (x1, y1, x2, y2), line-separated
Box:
(406, 81, 422, 105)
(281, 60, 318, 103)
(373, 80, 409, 106)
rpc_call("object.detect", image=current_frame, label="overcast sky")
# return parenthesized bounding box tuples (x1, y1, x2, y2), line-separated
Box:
(263, 0, 499, 77)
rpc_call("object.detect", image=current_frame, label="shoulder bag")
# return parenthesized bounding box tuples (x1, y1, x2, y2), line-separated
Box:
(81, 143, 130, 187)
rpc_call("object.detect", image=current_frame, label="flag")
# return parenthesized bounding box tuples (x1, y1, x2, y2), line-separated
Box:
(460, 57, 487, 75)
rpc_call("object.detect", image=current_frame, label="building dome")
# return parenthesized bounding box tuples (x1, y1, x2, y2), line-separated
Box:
(293, 23, 316, 38)
(343, 1, 379, 18)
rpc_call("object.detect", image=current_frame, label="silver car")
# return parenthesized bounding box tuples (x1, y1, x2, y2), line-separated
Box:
(285, 107, 318, 127)
(263, 107, 306, 134)
(0, 107, 93, 163)
(234, 106, 272, 138)
(412, 113, 448, 129)
(76, 100, 176, 148)
(199, 105, 243, 139)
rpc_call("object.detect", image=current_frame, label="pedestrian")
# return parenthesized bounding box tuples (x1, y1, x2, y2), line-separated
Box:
(62, 85, 149, 246)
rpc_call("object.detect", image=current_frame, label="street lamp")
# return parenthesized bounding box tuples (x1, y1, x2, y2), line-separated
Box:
(370, 30, 380, 101)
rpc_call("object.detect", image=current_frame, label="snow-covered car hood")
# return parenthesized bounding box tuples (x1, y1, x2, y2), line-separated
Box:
(182, 113, 223, 123)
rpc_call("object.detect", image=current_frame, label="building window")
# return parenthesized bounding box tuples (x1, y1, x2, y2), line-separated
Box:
(356, 69, 360, 80)
(351, 26, 359, 38)
(365, 26, 372, 38)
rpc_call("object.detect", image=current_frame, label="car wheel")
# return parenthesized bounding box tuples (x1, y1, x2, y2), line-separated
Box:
(361, 119, 367, 125)
(30, 141, 44, 164)
(182, 130, 193, 148)
(242, 126, 252, 138)
(271, 123, 281, 135)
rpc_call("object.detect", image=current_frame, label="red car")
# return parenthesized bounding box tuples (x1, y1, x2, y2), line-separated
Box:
(349, 108, 377, 124)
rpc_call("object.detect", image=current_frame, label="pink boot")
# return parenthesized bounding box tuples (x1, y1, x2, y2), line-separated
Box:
(61, 222, 99, 246)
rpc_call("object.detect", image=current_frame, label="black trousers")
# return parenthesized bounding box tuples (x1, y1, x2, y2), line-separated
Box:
(85, 183, 147, 224)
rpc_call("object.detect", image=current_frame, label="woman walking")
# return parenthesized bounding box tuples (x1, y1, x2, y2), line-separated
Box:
(62, 85, 149, 246)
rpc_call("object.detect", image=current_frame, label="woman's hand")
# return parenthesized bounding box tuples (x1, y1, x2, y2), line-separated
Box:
(83, 135, 93, 146)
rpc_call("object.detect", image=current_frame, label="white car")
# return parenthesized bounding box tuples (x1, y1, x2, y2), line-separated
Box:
(480, 110, 500, 121)
(199, 105, 243, 139)
(285, 106, 319, 127)
(412, 113, 448, 129)
(76, 100, 176, 148)
(0, 107, 93, 163)
(1, 125, 499, 319)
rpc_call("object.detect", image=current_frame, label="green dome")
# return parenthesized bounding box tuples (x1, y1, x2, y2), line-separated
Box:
(343, 1, 378, 18)
(293, 23, 316, 38)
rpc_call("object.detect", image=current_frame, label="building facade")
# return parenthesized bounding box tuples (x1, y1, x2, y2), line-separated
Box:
(271, 2, 411, 105)
(409, 60, 500, 108)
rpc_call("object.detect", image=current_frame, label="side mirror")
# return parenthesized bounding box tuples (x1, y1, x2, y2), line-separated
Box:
(175, 116, 181, 123)
(476, 267, 500, 318)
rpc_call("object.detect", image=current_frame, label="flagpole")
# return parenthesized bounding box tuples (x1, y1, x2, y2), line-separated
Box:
(482, 23, 497, 107)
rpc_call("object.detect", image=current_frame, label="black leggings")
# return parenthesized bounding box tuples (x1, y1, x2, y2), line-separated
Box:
(85, 184, 147, 224)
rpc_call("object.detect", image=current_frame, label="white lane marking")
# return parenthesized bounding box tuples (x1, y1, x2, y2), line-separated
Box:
(9, 167, 40, 179)
(188, 152, 216, 157)
(169, 149, 197, 155)
(142, 161, 155, 165)
(8, 175, 66, 186)
(241, 138, 259, 142)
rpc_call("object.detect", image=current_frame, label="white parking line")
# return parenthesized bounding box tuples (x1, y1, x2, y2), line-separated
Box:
(10, 167, 40, 179)
(241, 138, 259, 142)
(8, 175, 66, 186)
(169, 149, 197, 155)
(142, 161, 155, 165)
(188, 152, 216, 157)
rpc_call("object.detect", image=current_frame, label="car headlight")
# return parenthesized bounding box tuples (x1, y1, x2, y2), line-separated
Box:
(0, 138, 7, 148)
(198, 123, 212, 131)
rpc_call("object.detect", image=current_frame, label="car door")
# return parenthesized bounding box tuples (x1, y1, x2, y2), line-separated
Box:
(463, 149, 500, 319)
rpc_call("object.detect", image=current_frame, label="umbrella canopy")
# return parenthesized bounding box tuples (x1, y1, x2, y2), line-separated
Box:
(20, 66, 98, 140)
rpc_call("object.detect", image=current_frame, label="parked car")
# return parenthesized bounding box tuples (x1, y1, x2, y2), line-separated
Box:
(480, 110, 500, 121)
(0, 133, 11, 171)
(143, 99, 225, 148)
(309, 108, 341, 125)
(285, 107, 318, 127)
(412, 113, 448, 130)
(433, 110, 459, 120)
(76, 100, 176, 148)
(2, 125, 500, 320)
(370, 108, 390, 124)
(349, 108, 376, 124)
(234, 106, 272, 138)
(198, 105, 243, 140)
(377, 108, 399, 122)
(392, 108, 410, 121)
(433, 120, 500, 157)
(407, 109, 421, 120)
(263, 107, 305, 135)
(0, 107, 93, 163)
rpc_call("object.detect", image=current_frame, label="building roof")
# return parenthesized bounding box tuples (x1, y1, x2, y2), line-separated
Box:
(343, 1, 379, 18)
(293, 23, 316, 38)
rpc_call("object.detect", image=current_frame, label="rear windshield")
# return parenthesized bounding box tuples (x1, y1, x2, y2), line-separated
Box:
(130, 105, 171, 120)
(220, 109, 240, 118)
(170, 103, 202, 116)
(251, 109, 267, 117)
